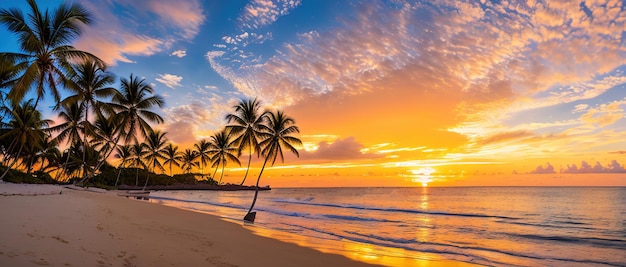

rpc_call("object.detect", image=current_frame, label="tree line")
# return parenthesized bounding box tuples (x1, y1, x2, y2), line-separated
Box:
(0, 0, 302, 200)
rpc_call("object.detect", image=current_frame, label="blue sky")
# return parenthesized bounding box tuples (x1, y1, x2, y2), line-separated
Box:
(1, 0, 626, 185)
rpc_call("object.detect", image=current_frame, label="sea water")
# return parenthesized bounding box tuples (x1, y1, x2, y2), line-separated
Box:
(148, 187, 626, 266)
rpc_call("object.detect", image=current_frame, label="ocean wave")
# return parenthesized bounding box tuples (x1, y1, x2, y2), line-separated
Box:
(321, 214, 401, 223)
(507, 233, 626, 249)
(272, 198, 519, 220)
(495, 220, 598, 231)
(149, 195, 311, 218)
(342, 230, 626, 267)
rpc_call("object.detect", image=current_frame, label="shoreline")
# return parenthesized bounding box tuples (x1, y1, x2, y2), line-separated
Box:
(0, 183, 476, 266)
(0, 183, 379, 267)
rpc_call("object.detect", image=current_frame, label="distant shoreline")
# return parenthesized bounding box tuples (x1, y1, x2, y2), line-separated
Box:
(117, 184, 271, 191)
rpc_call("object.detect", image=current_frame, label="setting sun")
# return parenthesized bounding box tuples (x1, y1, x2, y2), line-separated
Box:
(410, 167, 436, 187)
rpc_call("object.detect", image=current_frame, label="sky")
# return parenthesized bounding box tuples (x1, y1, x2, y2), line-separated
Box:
(1, 0, 626, 187)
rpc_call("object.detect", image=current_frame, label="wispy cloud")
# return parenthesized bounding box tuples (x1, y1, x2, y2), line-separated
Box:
(171, 50, 187, 58)
(76, 0, 204, 65)
(238, 0, 302, 30)
(155, 74, 183, 89)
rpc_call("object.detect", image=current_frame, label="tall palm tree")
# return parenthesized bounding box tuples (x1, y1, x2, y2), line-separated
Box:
(113, 145, 132, 187)
(0, 0, 103, 108)
(225, 98, 266, 185)
(62, 60, 115, 174)
(193, 139, 211, 179)
(143, 129, 167, 188)
(0, 99, 51, 180)
(109, 74, 165, 145)
(244, 111, 302, 222)
(180, 149, 198, 174)
(163, 143, 181, 176)
(130, 143, 147, 186)
(209, 130, 240, 184)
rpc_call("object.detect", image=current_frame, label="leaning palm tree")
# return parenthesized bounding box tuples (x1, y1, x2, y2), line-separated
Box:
(143, 129, 168, 188)
(163, 143, 181, 176)
(209, 130, 241, 184)
(225, 98, 267, 185)
(244, 111, 302, 222)
(109, 74, 165, 145)
(180, 149, 198, 174)
(193, 139, 211, 179)
(0, 0, 103, 108)
(0, 99, 51, 180)
(113, 145, 132, 187)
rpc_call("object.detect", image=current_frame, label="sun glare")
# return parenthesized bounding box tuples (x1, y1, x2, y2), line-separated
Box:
(411, 167, 435, 187)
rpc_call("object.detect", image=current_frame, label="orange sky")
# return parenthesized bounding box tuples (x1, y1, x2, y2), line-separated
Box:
(3, 0, 625, 187)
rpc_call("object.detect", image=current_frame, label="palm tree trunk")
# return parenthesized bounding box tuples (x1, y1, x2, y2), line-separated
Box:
(81, 103, 89, 180)
(55, 152, 71, 182)
(212, 165, 219, 183)
(0, 143, 24, 181)
(244, 156, 269, 222)
(142, 172, 150, 191)
(239, 149, 252, 185)
(219, 162, 225, 184)
(114, 166, 122, 187)
(135, 168, 139, 186)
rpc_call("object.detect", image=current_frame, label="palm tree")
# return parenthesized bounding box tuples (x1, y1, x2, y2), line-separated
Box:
(209, 130, 240, 184)
(0, 0, 103, 108)
(244, 111, 302, 222)
(130, 143, 147, 186)
(113, 145, 132, 187)
(163, 143, 181, 176)
(109, 74, 165, 145)
(49, 101, 84, 147)
(143, 129, 167, 189)
(62, 60, 115, 175)
(0, 99, 51, 180)
(180, 149, 198, 174)
(90, 111, 119, 160)
(225, 98, 266, 185)
(193, 139, 211, 179)
(49, 101, 91, 179)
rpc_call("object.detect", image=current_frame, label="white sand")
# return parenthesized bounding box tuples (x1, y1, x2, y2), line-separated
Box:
(0, 183, 381, 267)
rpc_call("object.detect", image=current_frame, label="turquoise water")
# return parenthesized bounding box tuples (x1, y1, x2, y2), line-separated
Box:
(149, 187, 626, 266)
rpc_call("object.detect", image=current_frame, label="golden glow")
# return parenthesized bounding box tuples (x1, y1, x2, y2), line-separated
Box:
(411, 167, 435, 187)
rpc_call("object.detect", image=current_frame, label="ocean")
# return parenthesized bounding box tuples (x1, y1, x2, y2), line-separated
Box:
(148, 187, 626, 266)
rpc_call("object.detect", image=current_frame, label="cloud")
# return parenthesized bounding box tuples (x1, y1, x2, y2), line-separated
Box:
(171, 50, 187, 58)
(478, 131, 534, 146)
(530, 162, 556, 174)
(579, 99, 626, 127)
(562, 160, 626, 173)
(204, 0, 626, 164)
(76, 0, 205, 65)
(573, 104, 589, 113)
(301, 137, 381, 161)
(238, 0, 302, 30)
(155, 74, 183, 89)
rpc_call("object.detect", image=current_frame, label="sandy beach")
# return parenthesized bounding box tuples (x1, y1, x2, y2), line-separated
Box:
(0, 182, 380, 267)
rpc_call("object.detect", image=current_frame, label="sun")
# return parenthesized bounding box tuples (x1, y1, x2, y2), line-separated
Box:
(411, 167, 436, 187)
